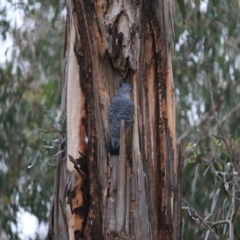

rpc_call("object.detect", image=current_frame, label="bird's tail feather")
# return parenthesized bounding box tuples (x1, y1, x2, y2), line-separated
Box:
(108, 138, 119, 155)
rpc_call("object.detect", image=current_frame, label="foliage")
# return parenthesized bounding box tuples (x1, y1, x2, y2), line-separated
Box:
(182, 140, 240, 239)
(174, 0, 240, 146)
(0, 0, 65, 239)
(174, 0, 240, 238)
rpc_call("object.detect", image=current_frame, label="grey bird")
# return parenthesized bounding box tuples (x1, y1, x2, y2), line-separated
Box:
(108, 79, 135, 155)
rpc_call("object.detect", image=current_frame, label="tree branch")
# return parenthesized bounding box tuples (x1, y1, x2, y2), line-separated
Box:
(182, 199, 220, 239)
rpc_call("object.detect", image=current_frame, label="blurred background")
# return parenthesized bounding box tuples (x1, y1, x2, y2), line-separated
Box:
(1, 0, 240, 239)
(0, 0, 65, 239)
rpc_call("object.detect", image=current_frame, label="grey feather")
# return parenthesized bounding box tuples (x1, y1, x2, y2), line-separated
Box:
(108, 79, 134, 155)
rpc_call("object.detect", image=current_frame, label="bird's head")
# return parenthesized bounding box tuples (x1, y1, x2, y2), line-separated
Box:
(117, 79, 132, 98)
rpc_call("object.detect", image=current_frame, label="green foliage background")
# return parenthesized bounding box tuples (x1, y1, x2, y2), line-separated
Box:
(1, 0, 240, 239)
(0, 0, 64, 239)
(174, 0, 240, 239)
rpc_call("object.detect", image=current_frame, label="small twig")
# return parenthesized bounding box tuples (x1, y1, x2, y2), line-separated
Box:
(223, 164, 240, 202)
(224, 185, 240, 202)
(203, 155, 240, 203)
(209, 220, 230, 228)
(68, 154, 79, 166)
(182, 199, 220, 239)
(212, 135, 224, 141)
(202, 152, 223, 181)
(233, 203, 240, 223)
(229, 165, 236, 240)
(68, 155, 87, 178)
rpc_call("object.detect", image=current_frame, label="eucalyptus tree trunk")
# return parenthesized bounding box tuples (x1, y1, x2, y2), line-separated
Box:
(48, 0, 181, 240)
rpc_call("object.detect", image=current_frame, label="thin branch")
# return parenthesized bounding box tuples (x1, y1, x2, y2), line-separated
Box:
(229, 166, 236, 240)
(223, 185, 240, 202)
(209, 220, 230, 229)
(222, 163, 240, 202)
(208, 159, 240, 202)
(202, 151, 223, 181)
(182, 199, 220, 239)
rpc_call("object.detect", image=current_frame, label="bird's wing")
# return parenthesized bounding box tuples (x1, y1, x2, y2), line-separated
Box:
(109, 96, 134, 136)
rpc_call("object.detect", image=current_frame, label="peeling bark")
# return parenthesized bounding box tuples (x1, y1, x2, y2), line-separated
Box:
(48, 0, 180, 239)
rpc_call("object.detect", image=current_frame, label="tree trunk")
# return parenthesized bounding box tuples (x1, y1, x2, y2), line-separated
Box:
(48, 0, 181, 239)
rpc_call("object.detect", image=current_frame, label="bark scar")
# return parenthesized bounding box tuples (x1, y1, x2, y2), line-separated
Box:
(67, 154, 90, 239)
